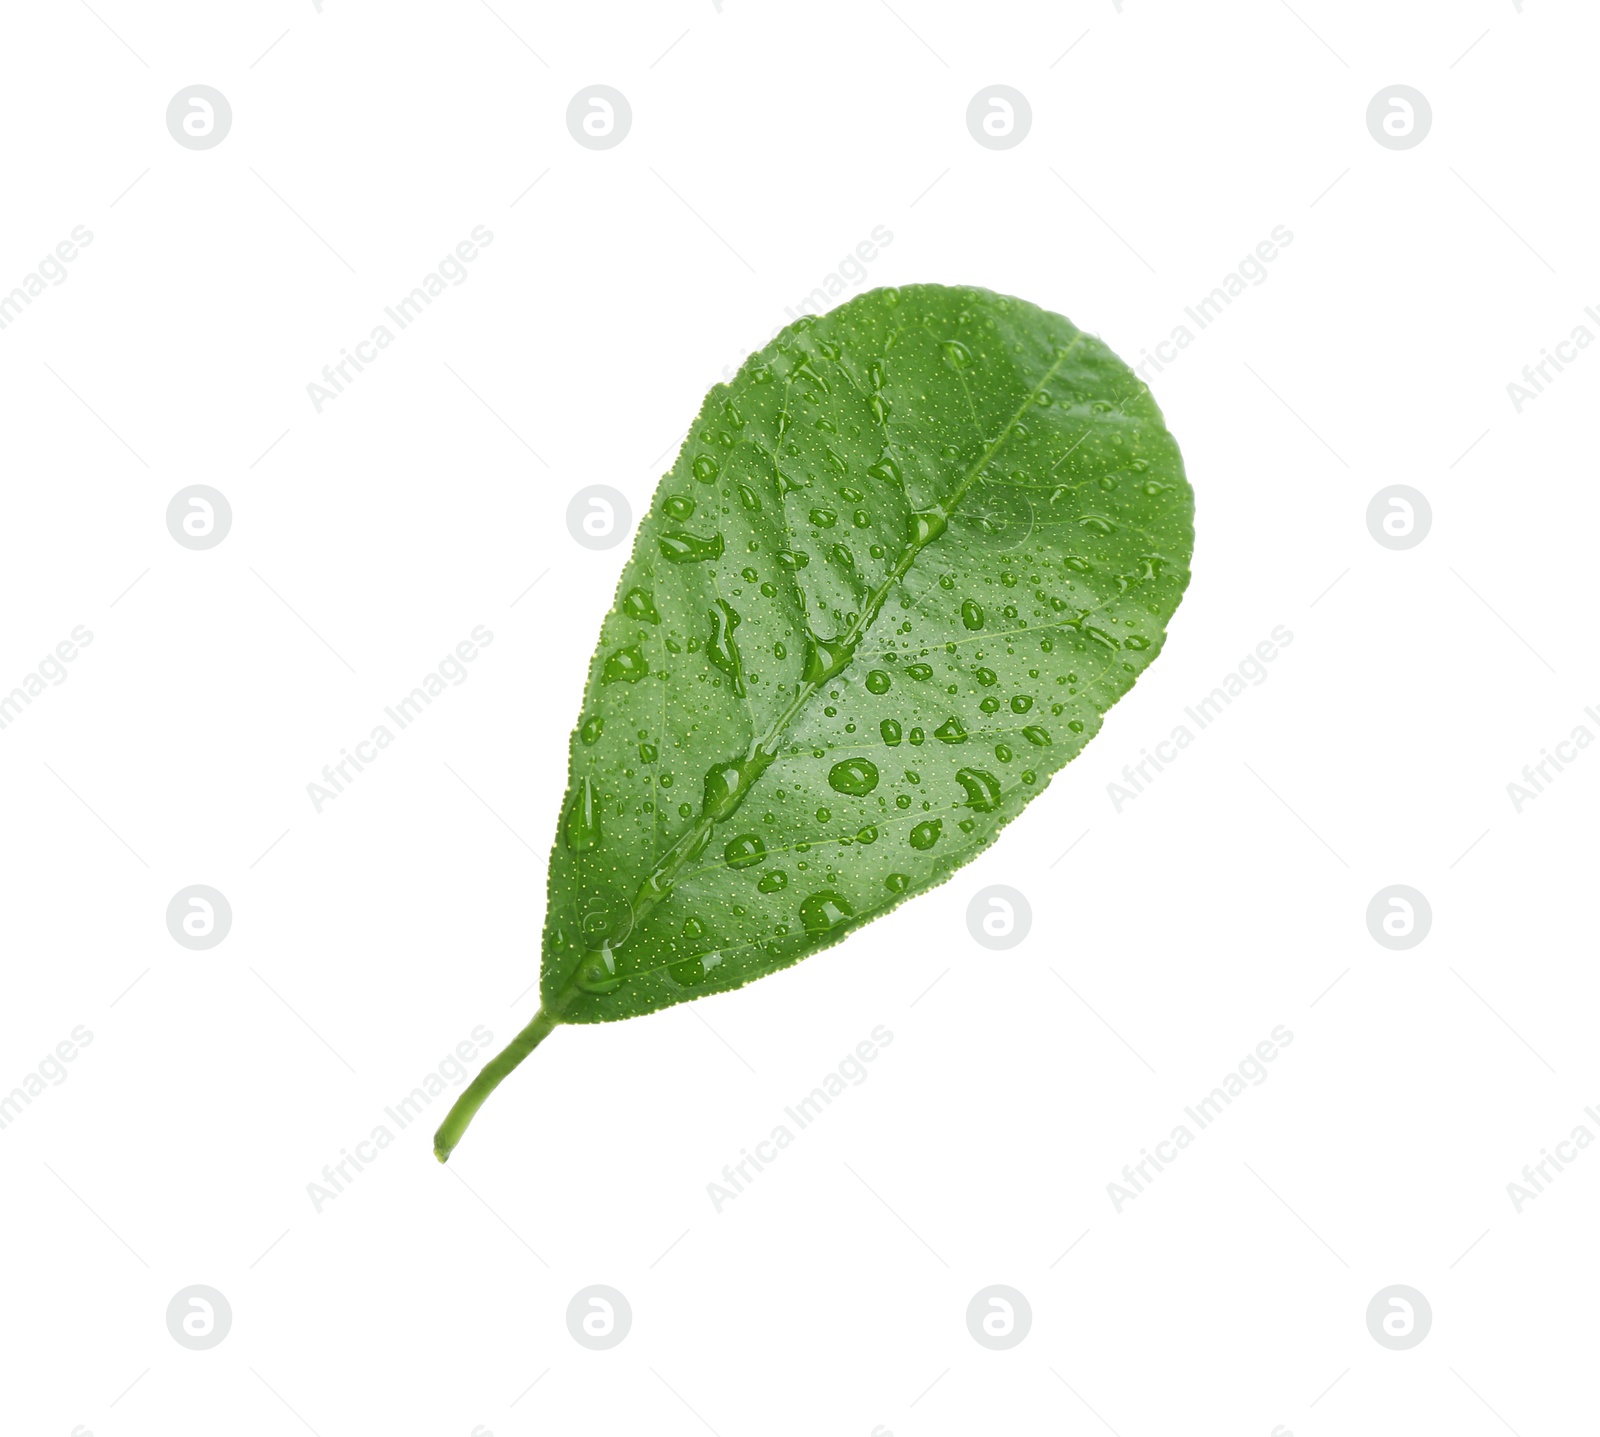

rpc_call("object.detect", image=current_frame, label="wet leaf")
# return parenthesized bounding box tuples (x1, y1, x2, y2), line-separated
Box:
(434, 283, 1193, 1159)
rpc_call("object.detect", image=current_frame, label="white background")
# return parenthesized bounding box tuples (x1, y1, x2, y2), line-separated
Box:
(2, 2, 1595, 1434)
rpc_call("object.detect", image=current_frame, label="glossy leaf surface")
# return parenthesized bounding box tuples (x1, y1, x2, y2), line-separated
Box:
(544, 284, 1193, 1021)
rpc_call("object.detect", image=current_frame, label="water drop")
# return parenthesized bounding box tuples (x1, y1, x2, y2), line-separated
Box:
(562, 776, 599, 850)
(828, 757, 880, 796)
(908, 819, 942, 850)
(622, 588, 661, 623)
(880, 719, 902, 746)
(956, 768, 1002, 812)
(1023, 726, 1051, 746)
(707, 599, 745, 696)
(669, 950, 723, 987)
(961, 600, 984, 631)
(659, 530, 725, 564)
(1011, 695, 1033, 713)
(802, 635, 856, 684)
(692, 455, 720, 483)
(799, 891, 854, 935)
(702, 752, 772, 821)
(885, 873, 910, 893)
(580, 715, 604, 746)
(602, 644, 648, 683)
(758, 870, 789, 893)
(865, 669, 891, 695)
(724, 833, 766, 869)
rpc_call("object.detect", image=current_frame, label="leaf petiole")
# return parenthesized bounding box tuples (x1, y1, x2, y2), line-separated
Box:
(433, 1003, 564, 1162)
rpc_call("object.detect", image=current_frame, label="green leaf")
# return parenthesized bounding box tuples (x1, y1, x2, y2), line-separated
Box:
(434, 283, 1192, 1160)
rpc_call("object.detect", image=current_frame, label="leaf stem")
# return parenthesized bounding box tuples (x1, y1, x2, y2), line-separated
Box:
(433, 1005, 562, 1162)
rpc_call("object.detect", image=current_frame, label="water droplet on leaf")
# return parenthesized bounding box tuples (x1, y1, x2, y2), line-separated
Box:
(660, 531, 726, 564)
(799, 891, 853, 935)
(828, 758, 880, 796)
(602, 644, 648, 683)
(724, 833, 766, 869)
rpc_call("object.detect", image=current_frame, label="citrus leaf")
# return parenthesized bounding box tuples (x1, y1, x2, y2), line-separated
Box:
(434, 283, 1192, 1159)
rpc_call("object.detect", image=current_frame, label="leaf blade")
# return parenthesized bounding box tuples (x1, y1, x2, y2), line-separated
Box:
(542, 284, 1192, 1021)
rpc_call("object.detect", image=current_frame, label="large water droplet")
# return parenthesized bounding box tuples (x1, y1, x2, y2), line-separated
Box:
(664, 495, 696, 520)
(622, 587, 661, 623)
(702, 751, 772, 821)
(562, 775, 599, 850)
(865, 669, 891, 695)
(880, 718, 902, 746)
(956, 768, 1001, 812)
(934, 717, 968, 744)
(802, 634, 856, 684)
(602, 644, 648, 683)
(707, 599, 745, 696)
(669, 949, 724, 987)
(724, 833, 766, 869)
(692, 455, 720, 483)
(659, 530, 725, 564)
(758, 869, 788, 893)
(799, 891, 854, 935)
(961, 600, 984, 631)
(828, 757, 880, 796)
(580, 715, 604, 746)
(909, 818, 942, 850)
